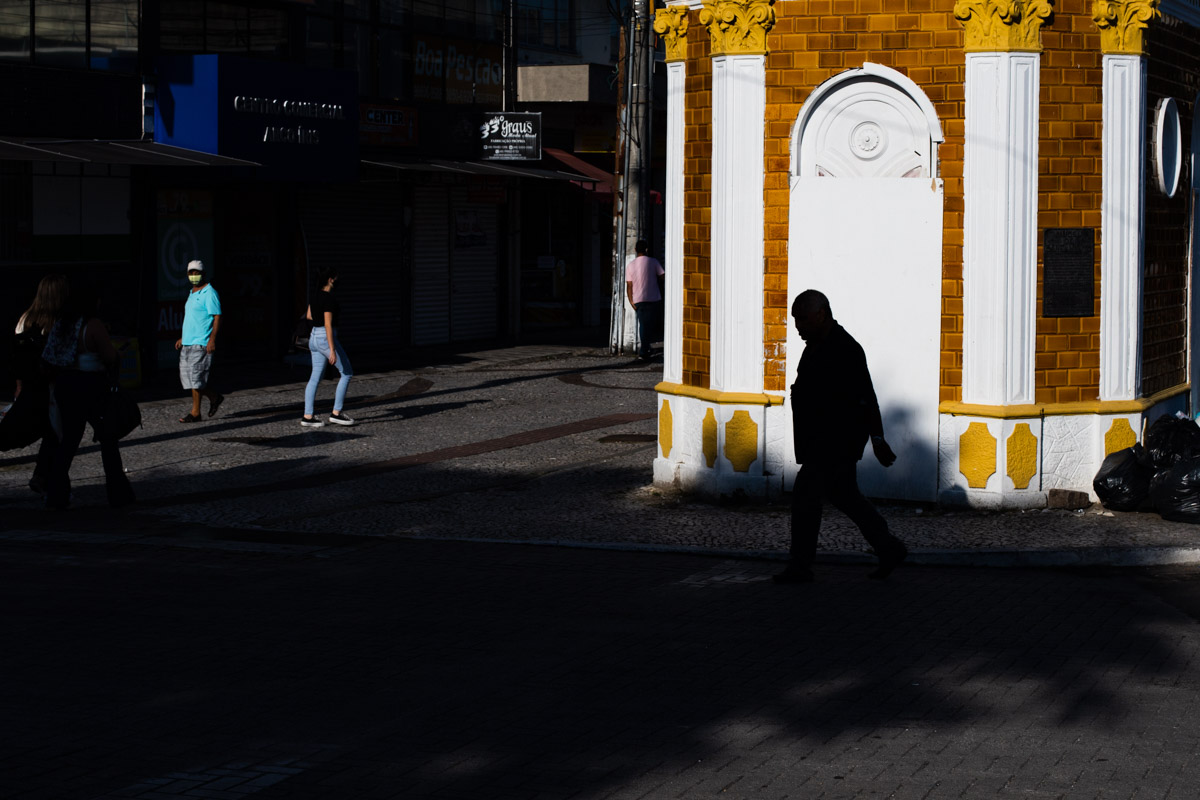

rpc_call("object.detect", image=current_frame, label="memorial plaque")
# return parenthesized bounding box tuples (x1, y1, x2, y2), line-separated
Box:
(1043, 227, 1095, 317)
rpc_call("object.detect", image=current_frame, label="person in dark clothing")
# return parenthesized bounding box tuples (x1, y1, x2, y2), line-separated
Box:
(774, 289, 908, 583)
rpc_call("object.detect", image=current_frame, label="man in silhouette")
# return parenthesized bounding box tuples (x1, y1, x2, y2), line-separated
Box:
(775, 290, 908, 583)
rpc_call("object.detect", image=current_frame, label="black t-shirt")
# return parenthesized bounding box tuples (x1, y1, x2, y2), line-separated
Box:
(310, 290, 341, 328)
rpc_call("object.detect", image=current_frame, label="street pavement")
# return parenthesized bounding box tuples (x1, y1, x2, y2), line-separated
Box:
(5, 344, 1200, 799)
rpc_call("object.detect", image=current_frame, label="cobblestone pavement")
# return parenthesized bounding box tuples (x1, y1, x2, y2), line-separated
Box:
(5, 532, 1200, 799)
(6, 346, 1200, 799)
(2, 345, 1199, 566)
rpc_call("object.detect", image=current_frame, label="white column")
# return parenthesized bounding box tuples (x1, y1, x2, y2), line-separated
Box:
(710, 53, 765, 393)
(962, 51, 1040, 405)
(1099, 54, 1146, 401)
(664, 59, 686, 384)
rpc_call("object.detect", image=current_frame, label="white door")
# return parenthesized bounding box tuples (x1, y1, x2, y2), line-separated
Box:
(1191, 93, 1200, 418)
(787, 70, 943, 501)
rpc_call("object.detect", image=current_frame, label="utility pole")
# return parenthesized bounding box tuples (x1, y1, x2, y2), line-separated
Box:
(609, 0, 653, 354)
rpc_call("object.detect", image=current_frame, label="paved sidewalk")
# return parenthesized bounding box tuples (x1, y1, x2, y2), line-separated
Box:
(3, 345, 1200, 567)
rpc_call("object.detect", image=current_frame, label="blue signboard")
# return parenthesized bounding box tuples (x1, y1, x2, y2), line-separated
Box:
(154, 55, 359, 181)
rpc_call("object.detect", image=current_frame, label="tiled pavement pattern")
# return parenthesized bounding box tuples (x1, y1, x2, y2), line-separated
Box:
(4, 537, 1200, 799)
(6, 346, 1200, 798)
(4, 346, 1200, 566)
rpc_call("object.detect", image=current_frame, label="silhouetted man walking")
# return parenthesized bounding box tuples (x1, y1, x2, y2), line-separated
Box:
(775, 290, 908, 583)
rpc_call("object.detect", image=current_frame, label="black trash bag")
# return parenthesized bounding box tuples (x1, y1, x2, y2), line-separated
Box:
(1150, 456, 1200, 524)
(1093, 444, 1155, 512)
(1145, 414, 1200, 471)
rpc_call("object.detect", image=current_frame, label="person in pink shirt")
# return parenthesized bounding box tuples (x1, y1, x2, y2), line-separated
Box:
(625, 239, 665, 360)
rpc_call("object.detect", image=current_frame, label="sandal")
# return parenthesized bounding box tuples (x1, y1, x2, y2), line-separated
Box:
(179, 412, 201, 423)
(208, 393, 225, 418)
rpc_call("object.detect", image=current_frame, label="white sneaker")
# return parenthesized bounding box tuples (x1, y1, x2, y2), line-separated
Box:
(300, 417, 324, 428)
(328, 412, 355, 426)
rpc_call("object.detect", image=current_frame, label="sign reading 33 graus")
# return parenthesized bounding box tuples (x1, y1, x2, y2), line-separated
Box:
(479, 112, 541, 161)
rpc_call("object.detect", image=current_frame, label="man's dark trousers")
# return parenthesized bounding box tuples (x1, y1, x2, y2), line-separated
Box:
(635, 301, 662, 358)
(790, 458, 897, 566)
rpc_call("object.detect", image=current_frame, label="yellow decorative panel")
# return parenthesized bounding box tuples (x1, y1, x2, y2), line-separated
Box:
(1105, 418, 1138, 455)
(724, 410, 758, 473)
(1092, 0, 1159, 54)
(702, 408, 718, 468)
(959, 421, 998, 489)
(1006, 423, 1038, 490)
(953, 0, 1053, 53)
(698, 0, 775, 56)
(659, 399, 674, 459)
(654, 6, 691, 62)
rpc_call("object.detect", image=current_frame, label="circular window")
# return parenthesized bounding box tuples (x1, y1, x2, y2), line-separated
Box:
(1154, 98, 1182, 198)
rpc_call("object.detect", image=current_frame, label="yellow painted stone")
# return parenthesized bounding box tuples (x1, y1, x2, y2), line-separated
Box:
(724, 410, 759, 473)
(654, 6, 690, 62)
(1006, 423, 1038, 490)
(698, 0, 775, 56)
(1105, 417, 1138, 455)
(959, 421, 998, 489)
(659, 399, 674, 459)
(702, 408, 718, 468)
(954, 0, 1053, 53)
(1093, 0, 1159, 54)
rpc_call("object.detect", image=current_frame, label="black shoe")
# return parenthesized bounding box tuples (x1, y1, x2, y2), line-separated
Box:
(869, 541, 908, 580)
(773, 565, 815, 584)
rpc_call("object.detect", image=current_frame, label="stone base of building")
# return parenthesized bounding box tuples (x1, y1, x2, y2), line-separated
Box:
(654, 384, 1190, 510)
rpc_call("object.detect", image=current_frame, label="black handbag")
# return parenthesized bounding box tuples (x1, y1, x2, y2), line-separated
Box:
(291, 313, 313, 352)
(0, 385, 48, 451)
(94, 384, 142, 443)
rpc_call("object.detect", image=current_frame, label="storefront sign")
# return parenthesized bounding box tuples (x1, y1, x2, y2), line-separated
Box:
(480, 112, 541, 161)
(1043, 227, 1095, 318)
(360, 104, 418, 147)
(155, 55, 358, 181)
(412, 36, 503, 106)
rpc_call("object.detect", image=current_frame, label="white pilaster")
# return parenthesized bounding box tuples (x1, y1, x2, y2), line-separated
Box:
(962, 51, 1040, 405)
(710, 54, 765, 393)
(664, 60, 686, 384)
(1099, 54, 1146, 401)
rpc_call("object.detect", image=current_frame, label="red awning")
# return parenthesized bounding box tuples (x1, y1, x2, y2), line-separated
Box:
(542, 147, 661, 204)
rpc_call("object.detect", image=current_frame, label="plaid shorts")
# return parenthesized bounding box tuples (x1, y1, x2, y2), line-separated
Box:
(179, 345, 213, 390)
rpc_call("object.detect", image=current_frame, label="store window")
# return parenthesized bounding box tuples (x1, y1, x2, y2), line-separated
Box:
(0, 0, 139, 68)
(89, 0, 138, 70)
(517, 0, 573, 52)
(35, 0, 87, 68)
(0, 0, 31, 62)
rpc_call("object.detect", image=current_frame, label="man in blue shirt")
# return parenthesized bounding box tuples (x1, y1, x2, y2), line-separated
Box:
(174, 259, 224, 423)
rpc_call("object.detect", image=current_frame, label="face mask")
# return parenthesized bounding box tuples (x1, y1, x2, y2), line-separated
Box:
(188, 274, 203, 285)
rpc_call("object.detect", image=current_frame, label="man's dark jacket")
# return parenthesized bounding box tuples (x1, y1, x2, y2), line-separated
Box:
(791, 321, 884, 464)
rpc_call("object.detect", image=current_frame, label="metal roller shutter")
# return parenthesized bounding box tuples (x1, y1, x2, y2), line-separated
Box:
(411, 186, 450, 346)
(300, 185, 405, 353)
(449, 187, 499, 342)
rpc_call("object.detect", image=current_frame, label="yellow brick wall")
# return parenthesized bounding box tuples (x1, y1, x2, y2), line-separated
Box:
(762, 0, 967, 396)
(1035, 0, 1103, 404)
(683, 15, 713, 389)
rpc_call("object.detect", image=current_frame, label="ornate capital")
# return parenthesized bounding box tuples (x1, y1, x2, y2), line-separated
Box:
(1092, 0, 1159, 54)
(698, 0, 775, 56)
(954, 0, 1053, 52)
(654, 6, 691, 62)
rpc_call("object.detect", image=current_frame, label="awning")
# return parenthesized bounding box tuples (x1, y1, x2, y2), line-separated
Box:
(362, 158, 592, 181)
(0, 138, 260, 166)
(543, 147, 661, 204)
(543, 147, 614, 192)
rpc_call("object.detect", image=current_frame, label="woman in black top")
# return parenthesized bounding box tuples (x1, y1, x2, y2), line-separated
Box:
(302, 267, 355, 427)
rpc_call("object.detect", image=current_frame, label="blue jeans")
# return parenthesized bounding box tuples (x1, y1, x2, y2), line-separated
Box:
(635, 301, 662, 358)
(305, 328, 353, 416)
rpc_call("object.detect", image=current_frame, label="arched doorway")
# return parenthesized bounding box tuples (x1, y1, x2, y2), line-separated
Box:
(787, 64, 944, 501)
